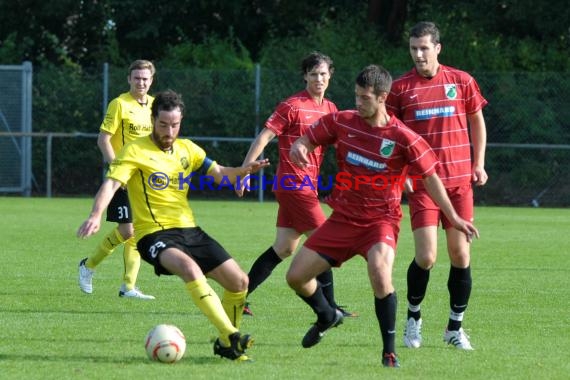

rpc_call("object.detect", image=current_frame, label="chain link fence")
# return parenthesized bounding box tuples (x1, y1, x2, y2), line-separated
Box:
(2, 64, 569, 206)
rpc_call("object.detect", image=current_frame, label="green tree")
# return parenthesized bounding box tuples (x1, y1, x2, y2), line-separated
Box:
(2, 0, 569, 71)
(0, 0, 115, 66)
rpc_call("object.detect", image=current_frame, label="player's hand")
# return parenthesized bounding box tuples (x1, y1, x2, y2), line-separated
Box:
(77, 217, 101, 239)
(289, 144, 310, 168)
(245, 158, 270, 174)
(452, 218, 480, 243)
(403, 177, 415, 194)
(235, 159, 269, 196)
(472, 165, 488, 186)
(235, 176, 251, 197)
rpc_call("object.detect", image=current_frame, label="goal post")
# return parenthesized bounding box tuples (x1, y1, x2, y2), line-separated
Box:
(0, 61, 33, 196)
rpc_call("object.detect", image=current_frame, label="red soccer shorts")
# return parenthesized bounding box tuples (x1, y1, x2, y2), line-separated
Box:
(304, 212, 400, 267)
(274, 191, 326, 233)
(407, 184, 474, 230)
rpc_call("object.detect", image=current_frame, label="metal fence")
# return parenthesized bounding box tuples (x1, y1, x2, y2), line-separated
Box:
(0, 63, 568, 206)
(1, 131, 568, 207)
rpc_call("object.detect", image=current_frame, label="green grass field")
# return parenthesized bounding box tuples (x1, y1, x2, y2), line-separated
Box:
(0, 197, 568, 379)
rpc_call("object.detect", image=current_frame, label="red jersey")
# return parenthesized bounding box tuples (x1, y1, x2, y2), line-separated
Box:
(386, 65, 487, 189)
(306, 111, 439, 225)
(266, 90, 338, 193)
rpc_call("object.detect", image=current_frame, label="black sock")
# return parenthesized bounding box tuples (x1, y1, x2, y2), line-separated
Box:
(247, 246, 282, 296)
(298, 285, 336, 324)
(407, 259, 430, 320)
(317, 269, 338, 309)
(375, 292, 397, 354)
(447, 265, 472, 331)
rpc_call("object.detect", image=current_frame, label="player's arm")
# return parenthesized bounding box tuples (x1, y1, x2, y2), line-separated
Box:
(468, 110, 488, 186)
(242, 128, 276, 166)
(422, 173, 479, 242)
(403, 177, 415, 194)
(97, 131, 116, 164)
(289, 135, 317, 169)
(236, 127, 276, 197)
(77, 178, 123, 238)
(208, 159, 270, 185)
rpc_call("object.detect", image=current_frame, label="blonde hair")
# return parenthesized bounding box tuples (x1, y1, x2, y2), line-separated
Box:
(128, 59, 156, 76)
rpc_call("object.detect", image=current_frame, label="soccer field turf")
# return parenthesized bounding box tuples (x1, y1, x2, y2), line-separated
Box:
(0, 197, 568, 379)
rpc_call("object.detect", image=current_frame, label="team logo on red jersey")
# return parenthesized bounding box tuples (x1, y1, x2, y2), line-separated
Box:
(380, 139, 395, 158)
(444, 84, 457, 99)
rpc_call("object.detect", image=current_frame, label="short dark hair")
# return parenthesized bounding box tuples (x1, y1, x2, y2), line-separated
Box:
(301, 51, 334, 75)
(151, 90, 185, 119)
(409, 21, 440, 45)
(355, 65, 392, 96)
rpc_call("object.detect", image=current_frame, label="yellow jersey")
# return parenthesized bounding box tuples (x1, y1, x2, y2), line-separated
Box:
(107, 135, 216, 241)
(100, 92, 154, 154)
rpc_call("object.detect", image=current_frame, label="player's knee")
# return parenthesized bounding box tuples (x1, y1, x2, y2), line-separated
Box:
(449, 249, 470, 267)
(276, 248, 294, 259)
(117, 224, 134, 240)
(273, 242, 295, 259)
(415, 254, 436, 270)
(373, 284, 394, 300)
(237, 271, 249, 292)
(285, 269, 300, 290)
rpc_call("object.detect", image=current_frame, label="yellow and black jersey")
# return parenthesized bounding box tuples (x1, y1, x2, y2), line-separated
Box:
(100, 92, 154, 154)
(107, 135, 216, 241)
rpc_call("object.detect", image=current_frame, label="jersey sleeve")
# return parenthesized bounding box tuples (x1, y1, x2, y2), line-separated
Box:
(306, 113, 338, 147)
(265, 101, 295, 136)
(406, 134, 439, 177)
(200, 158, 217, 175)
(106, 142, 138, 185)
(182, 139, 218, 174)
(464, 75, 488, 114)
(99, 98, 122, 135)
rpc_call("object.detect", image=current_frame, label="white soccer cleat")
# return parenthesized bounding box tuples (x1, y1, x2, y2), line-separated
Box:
(78, 258, 94, 294)
(403, 317, 423, 348)
(119, 285, 155, 300)
(443, 328, 473, 350)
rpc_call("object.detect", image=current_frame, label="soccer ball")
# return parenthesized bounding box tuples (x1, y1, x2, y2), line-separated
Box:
(145, 324, 186, 363)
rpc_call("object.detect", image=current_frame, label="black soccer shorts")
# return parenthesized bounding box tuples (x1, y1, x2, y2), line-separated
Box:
(137, 227, 232, 276)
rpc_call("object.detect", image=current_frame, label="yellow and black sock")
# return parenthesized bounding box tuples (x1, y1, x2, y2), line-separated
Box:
(221, 289, 247, 329)
(186, 277, 237, 346)
(122, 238, 141, 291)
(85, 227, 125, 270)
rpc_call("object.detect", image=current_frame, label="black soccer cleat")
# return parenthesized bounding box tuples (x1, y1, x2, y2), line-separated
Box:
(302, 309, 344, 348)
(213, 332, 254, 361)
